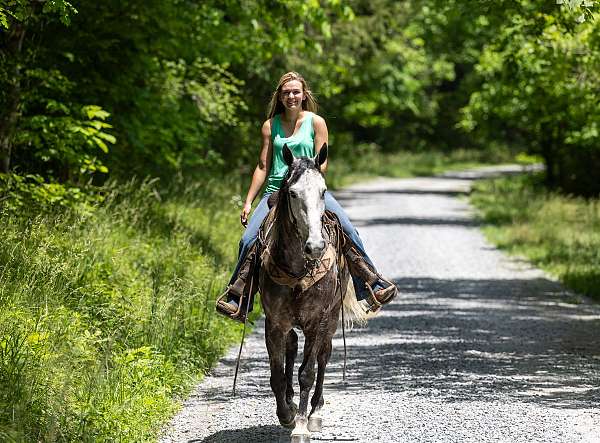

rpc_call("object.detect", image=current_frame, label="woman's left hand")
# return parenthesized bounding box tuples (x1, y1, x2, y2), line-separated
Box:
(240, 203, 252, 227)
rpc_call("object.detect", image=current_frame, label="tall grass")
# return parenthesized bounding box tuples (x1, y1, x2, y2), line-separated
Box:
(471, 173, 600, 300)
(0, 178, 248, 441)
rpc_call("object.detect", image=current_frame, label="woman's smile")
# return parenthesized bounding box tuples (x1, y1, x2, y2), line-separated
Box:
(280, 80, 304, 110)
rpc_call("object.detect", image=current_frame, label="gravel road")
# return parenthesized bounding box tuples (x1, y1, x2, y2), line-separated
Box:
(161, 165, 600, 443)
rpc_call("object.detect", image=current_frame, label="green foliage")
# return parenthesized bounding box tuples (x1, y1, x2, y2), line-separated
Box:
(0, 177, 247, 441)
(471, 174, 600, 300)
(17, 88, 115, 178)
(3, 0, 598, 197)
(289, 0, 456, 150)
(459, 0, 600, 195)
(0, 0, 77, 27)
(0, 173, 103, 211)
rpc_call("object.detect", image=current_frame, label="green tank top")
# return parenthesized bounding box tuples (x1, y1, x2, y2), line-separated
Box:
(264, 112, 315, 194)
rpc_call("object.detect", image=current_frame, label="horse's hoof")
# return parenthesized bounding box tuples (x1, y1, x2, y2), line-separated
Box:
(307, 415, 322, 432)
(291, 434, 311, 443)
(279, 416, 296, 429)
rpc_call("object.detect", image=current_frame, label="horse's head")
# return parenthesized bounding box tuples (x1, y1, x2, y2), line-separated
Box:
(281, 143, 328, 260)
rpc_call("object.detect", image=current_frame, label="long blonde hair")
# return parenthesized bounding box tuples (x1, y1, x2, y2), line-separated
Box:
(267, 71, 318, 119)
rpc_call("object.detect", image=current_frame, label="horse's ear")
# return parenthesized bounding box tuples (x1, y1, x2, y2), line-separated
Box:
(316, 143, 328, 169)
(283, 144, 294, 167)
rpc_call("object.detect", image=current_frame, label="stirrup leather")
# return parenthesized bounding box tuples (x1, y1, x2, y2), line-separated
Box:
(215, 243, 259, 324)
(343, 244, 379, 286)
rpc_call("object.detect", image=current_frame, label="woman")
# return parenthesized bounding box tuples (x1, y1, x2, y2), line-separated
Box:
(216, 71, 396, 323)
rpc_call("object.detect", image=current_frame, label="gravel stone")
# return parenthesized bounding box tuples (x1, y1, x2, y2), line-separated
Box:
(161, 166, 600, 443)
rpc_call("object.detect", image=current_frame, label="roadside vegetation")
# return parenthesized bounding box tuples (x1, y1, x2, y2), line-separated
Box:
(471, 173, 600, 301)
(0, 178, 255, 441)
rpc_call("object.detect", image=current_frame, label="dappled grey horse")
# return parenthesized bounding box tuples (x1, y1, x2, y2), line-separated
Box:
(258, 144, 367, 443)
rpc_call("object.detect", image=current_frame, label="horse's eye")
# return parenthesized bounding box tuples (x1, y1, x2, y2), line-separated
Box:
(321, 190, 326, 199)
(290, 190, 298, 198)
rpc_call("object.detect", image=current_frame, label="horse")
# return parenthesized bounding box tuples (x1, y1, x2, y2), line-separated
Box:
(258, 143, 368, 443)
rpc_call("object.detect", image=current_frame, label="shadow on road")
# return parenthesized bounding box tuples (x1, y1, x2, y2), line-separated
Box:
(192, 424, 288, 443)
(210, 276, 600, 411)
(195, 425, 359, 443)
(338, 277, 600, 409)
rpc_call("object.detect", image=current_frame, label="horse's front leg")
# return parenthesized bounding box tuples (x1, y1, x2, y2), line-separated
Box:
(285, 329, 299, 413)
(307, 338, 332, 433)
(265, 318, 296, 428)
(291, 330, 319, 443)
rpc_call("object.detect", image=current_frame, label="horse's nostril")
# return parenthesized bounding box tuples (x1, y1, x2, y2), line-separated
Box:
(304, 244, 312, 255)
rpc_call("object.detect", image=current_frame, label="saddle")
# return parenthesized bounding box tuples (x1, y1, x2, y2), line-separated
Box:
(258, 201, 346, 295)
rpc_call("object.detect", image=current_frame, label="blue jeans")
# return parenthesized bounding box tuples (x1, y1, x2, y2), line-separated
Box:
(229, 191, 375, 300)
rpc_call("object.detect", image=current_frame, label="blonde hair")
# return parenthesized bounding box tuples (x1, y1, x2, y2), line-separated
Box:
(267, 71, 318, 119)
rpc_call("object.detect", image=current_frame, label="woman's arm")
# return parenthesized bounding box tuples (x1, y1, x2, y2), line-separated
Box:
(240, 119, 273, 227)
(313, 114, 329, 173)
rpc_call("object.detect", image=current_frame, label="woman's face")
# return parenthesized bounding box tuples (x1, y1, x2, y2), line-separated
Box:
(279, 80, 305, 111)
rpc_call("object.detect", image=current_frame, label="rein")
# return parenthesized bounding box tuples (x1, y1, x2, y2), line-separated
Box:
(337, 265, 348, 383)
(232, 255, 255, 396)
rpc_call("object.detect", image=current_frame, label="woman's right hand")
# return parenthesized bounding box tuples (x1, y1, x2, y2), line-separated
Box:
(240, 203, 252, 227)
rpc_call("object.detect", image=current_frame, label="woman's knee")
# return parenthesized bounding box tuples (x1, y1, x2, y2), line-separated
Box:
(334, 211, 358, 238)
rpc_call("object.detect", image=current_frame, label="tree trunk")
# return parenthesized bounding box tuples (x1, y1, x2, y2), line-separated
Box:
(541, 142, 556, 189)
(0, 23, 26, 174)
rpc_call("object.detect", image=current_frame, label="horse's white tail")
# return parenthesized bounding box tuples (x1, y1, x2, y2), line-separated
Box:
(340, 277, 377, 330)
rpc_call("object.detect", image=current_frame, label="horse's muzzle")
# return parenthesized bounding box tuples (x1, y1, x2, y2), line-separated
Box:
(304, 239, 326, 259)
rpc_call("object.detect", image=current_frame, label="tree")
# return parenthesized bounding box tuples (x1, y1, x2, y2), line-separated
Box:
(460, 0, 600, 194)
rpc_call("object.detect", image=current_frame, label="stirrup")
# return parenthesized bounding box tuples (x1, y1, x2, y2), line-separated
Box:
(363, 280, 398, 313)
(215, 287, 249, 324)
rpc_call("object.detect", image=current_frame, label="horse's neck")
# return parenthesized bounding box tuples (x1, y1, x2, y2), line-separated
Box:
(273, 208, 306, 276)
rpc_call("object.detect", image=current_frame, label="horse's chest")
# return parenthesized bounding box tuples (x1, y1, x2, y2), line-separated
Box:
(260, 272, 340, 327)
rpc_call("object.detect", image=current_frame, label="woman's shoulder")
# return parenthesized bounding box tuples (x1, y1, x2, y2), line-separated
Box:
(310, 113, 327, 128)
(261, 118, 273, 137)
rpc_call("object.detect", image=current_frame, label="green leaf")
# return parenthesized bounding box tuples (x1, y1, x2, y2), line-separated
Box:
(83, 105, 110, 121)
(0, 9, 8, 29)
(95, 132, 117, 144)
(92, 136, 109, 153)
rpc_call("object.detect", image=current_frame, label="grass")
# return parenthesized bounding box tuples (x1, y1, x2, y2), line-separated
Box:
(0, 146, 523, 442)
(470, 173, 600, 300)
(0, 177, 251, 441)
